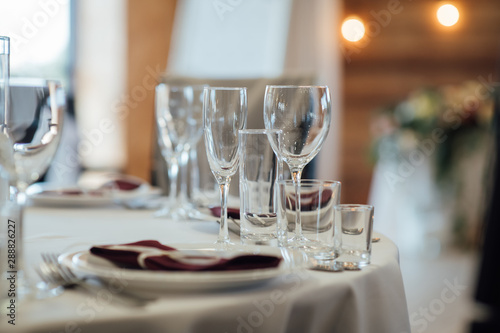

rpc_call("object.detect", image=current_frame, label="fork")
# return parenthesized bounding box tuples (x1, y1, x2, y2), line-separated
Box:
(37, 253, 151, 306)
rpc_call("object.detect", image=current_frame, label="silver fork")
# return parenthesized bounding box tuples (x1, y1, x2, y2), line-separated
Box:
(37, 253, 151, 306)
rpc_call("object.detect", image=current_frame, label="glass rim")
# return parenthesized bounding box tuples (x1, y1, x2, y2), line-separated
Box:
(0, 36, 9, 54)
(277, 179, 341, 186)
(204, 86, 247, 91)
(334, 204, 374, 211)
(238, 129, 282, 134)
(265, 85, 329, 89)
(156, 82, 208, 89)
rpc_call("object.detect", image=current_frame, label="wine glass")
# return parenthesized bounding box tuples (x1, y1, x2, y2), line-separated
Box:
(154, 84, 204, 219)
(263, 85, 331, 247)
(178, 85, 206, 216)
(203, 87, 247, 246)
(5, 78, 66, 297)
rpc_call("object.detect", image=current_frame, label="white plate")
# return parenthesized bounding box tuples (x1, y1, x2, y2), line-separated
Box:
(27, 183, 161, 208)
(59, 244, 305, 293)
(27, 184, 113, 207)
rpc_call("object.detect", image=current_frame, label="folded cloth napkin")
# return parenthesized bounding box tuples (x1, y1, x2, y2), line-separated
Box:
(90, 240, 281, 271)
(209, 206, 240, 220)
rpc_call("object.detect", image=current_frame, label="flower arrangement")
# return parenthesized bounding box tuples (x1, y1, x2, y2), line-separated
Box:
(370, 79, 495, 248)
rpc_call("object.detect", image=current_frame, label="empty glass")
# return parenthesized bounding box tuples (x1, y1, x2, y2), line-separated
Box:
(264, 85, 332, 248)
(278, 179, 341, 259)
(239, 129, 282, 246)
(334, 204, 374, 268)
(0, 36, 12, 176)
(155, 84, 204, 219)
(0, 36, 8, 129)
(203, 87, 247, 246)
(5, 78, 66, 298)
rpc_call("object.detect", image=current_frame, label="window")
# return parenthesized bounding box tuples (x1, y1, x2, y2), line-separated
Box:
(0, 0, 71, 86)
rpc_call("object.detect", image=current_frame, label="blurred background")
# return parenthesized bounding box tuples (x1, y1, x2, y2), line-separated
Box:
(1, 0, 499, 332)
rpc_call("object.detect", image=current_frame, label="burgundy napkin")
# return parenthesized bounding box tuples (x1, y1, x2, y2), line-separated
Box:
(90, 240, 281, 271)
(209, 206, 241, 220)
(99, 178, 143, 191)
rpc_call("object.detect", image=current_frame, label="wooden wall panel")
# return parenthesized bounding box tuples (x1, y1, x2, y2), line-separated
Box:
(125, 0, 177, 180)
(341, 0, 500, 204)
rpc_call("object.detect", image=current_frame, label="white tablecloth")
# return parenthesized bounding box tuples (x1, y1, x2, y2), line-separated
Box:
(4, 205, 410, 333)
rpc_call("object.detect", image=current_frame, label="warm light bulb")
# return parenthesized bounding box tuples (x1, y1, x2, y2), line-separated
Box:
(341, 18, 365, 42)
(437, 4, 459, 27)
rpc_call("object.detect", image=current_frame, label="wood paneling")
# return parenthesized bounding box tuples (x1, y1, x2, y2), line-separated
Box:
(125, 0, 177, 180)
(341, 0, 500, 204)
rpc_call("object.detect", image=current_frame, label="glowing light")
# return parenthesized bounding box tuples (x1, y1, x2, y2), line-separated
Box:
(437, 4, 459, 27)
(341, 18, 365, 42)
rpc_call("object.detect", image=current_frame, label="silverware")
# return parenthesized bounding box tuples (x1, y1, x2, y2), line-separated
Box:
(244, 213, 276, 227)
(37, 253, 151, 306)
(372, 237, 381, 243)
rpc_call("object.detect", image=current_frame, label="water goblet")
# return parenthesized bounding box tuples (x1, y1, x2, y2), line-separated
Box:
(264, 85, 331, 248)
(155, 84, 204, 219)
(4, 78, 66, 298)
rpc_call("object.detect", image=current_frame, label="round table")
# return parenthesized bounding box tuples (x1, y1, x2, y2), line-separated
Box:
(3, 205, 410, 333)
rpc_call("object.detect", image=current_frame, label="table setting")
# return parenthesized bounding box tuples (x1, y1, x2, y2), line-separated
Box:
(0, 35, 410, 332)
(25, 174, 163, 209)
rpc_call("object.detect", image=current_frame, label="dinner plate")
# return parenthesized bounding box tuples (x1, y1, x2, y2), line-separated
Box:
(27, 182, 161, 208)
(27, 184, 114, 207)
(59, 244, 305, 293)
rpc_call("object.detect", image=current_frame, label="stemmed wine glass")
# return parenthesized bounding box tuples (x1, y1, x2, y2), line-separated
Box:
(263, 85, 331, 248)
(155, 84, 205, 219)
(179, 85, 206, 216)
(203, 87, 247, 246)
(4, 78, 66, 297)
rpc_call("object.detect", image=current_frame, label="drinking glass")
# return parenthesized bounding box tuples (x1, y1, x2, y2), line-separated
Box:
(239, 129, 283, 246)
(334, 204, 374, 268)
(5, 78, 66, 297)
(0, 36, 11, 307)
(0, 36, 9, 128)
(155, 84, 204, 219)
(190, 138, 219, 208)
(264, 85, 331, 248)
(278, 179, 341, 258)
(203, 87, 247, 246)
(0, 36, 12, 176)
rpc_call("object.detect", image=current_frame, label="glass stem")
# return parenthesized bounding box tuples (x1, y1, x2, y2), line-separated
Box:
(217, 178, 231, 244)
(189, 147, 200, 200)
(291, 169, 303, 239)
(179, 149, 190, 203)
(167, 156, 179, 205)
